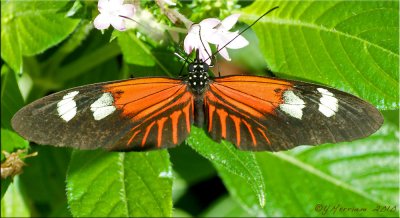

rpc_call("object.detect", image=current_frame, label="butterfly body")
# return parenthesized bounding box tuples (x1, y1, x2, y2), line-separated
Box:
(186, 58, 211, 127)
(11, 53, 383, 152)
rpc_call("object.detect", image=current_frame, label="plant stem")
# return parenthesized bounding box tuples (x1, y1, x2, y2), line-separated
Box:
(155, 0, 193, 28)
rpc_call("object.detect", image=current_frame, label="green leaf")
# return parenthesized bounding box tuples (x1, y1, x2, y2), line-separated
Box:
(186, 127, 266, 208)
(55, 41, 121, 82)
(169, 144, 216, 185)
(172, 171, 187, 203)
(67, 150, 172, 217)
(19, 146, 71, 217)
(218, 111, 399, 217)
(241, 1, 399, 110)
(225, 24, 268, 73)
(1, 129, 29, 161)
(1, 177, 30, 217)
(201, 195, 251, 217)
(1, 65, 24, 130)
(172, 208, 192, 217)
(0, 129, 29, 199)
(117, 31, 156, 67)
(1, 179, 11, 200)
(1, 0, 80, 74)
(42, 20, 93, 77)
(63, 55, 121, 88)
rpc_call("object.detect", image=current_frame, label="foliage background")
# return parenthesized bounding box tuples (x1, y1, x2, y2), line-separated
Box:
(1, 0, 399, 217)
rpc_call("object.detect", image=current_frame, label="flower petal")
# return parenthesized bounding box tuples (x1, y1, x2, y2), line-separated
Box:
(199, 43, 212, 64)
(187, 24, 200, 36)
(98, 0, 109, 12)
(110, 16, 126, 31)
(112, 0, 124, 6)
(93, 13, 111, 30)
(199, 18, 220, 29)
(184, 25, 202, 53)
(108, 0, 123, 13)
(226, 34, 249, 49)
(206, 30, 225, 45)
(218, 47, 231, 61)
(120, 4, 135, 18)
(221, 14, 240, 30)
(202, 28, 219, 44)
(184, 33, 197, 54)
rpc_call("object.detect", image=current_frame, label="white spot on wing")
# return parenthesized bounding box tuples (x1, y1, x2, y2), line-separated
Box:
(57, 91, 79, 122)
(279, 90, 305, 119)
(90, 92, 116, 120)
(317, 88, 338, 117)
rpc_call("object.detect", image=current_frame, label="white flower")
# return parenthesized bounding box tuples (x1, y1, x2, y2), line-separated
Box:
(93, 0, 135, 31)
(208, 14, 249, 61)
(184, 14, 249, 64)
(184, 18, 220, 64)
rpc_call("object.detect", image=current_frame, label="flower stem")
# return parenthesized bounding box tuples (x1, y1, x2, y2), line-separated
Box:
(155, 0, 193, 28)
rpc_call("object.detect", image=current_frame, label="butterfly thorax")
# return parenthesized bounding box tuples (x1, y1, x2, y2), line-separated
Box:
(187, 61, 210, 95)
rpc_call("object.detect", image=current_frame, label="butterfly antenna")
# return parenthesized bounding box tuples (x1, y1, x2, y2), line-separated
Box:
(204, 6, 279, 63)
(198, 25, 215, 66)
(119, 15, 149, 29)
(176, 52, 192, 77)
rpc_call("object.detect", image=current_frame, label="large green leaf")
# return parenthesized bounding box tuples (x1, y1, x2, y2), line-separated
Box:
(200, 195, 251, 217)
(19, 146, 71, 217)
(54, 41, 121, 82)
(217, 111, 399, 217)
(67, 150, 172, 217)
(1, 177, 30, 217)
(241, 1, 399, 110)
(169, 144, 216, 185)
(1, 0, 80, 74)
(186, 127, 266, 208)
(117, 31, 156, 67)
(42, 20, 93, 78)
(1, 65, 24, 130)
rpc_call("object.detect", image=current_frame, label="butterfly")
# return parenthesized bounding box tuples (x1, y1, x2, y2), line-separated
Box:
(11, 48, 383, 152)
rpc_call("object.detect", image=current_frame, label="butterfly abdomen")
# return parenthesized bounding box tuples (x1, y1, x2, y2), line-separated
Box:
(194, 99, 205, 128)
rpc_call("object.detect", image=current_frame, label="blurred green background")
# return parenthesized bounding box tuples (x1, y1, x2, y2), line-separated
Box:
(1, 0, 399, 217)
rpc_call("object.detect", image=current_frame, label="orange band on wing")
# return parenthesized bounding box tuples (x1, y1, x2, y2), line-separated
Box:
(211, 76, 293, 118)
(127, 130, 141, 146)
(104, 78, 188, 122)
(242, 119, 257, 146)
(157, 117, 168, 147)
(230, 114, 241, 146)
(183, 103, 191, 133)
(170, 110, 182, 144)
(142, 121, 155, 147)
(216, 108, 228, 138)
(207, 103, 216, 132)
(257, 128, 271, 145)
